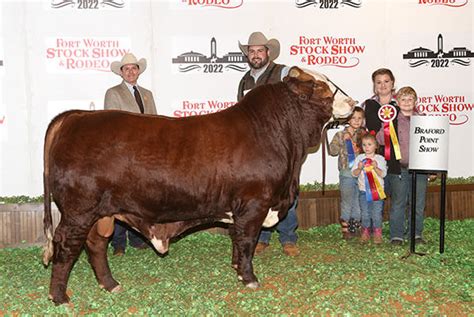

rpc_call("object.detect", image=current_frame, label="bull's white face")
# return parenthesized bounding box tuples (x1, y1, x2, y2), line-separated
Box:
(304, 69, 356, 119)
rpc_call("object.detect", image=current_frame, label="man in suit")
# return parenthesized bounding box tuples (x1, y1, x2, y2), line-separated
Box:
(237, 32, 300, 257)
(104, 53, 157, 255)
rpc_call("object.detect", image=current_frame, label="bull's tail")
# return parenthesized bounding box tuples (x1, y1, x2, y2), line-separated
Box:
(42, 169, 54, 266)
(42, 112, 70, 266)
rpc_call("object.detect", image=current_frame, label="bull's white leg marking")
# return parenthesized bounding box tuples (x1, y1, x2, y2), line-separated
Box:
(110, 285, 123, 293)
(262, 209, 279, 228)
(245, 282, 260, 289)
(218, 212, 234, 224)
(150, 236, 168, 254)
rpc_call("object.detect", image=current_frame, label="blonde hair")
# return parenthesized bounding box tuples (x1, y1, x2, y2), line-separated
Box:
(396, 86, 417, 101)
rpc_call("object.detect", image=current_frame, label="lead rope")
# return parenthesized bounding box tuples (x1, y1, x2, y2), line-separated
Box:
(321, 122, 331, 195)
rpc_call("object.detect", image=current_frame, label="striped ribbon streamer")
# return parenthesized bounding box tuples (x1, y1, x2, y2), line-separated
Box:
(345, 139, 355, 168)
(363, 159, 386, 202)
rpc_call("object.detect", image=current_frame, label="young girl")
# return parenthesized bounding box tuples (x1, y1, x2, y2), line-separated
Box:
(352, 133, 387, 244)
(329, 107, 366, 239)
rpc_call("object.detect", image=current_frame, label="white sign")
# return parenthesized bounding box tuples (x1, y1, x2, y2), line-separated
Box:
(409, 116, 450, 172)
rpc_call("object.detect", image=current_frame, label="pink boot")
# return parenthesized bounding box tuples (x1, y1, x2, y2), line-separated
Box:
(373, 228, 383, 244)
(360, 228, 370, 243)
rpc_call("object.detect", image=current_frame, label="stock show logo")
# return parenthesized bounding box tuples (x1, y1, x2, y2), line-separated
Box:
(45, 37, 130, 73)
(418, 0, 468, 7)
(181, 0, 243, 9)
(295, 0, 362, 9)
(290, 35, 365, 67)
(172, 37, 248, 73)
(403, 34, 473, 68)
(173, 99, 237, 117)
(51, 0, 125, 9)
(417, 94, 473, 126)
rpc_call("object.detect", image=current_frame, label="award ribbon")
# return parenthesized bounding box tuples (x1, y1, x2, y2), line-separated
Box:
(345, 138, 355, 168)
(378, 104, 401, 161)
(363, 158, 386, 202)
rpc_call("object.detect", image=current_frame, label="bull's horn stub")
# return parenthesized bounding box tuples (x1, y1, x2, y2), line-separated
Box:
(288, 67, 302, 78)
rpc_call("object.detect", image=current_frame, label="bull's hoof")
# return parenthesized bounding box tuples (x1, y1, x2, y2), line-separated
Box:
(48, 293, 70, 306)
(245, 281, 260, 289)
(110, 285, 123, 293)
(237, 275, 243, 281)
(99, 280, 121, 293)
(231, 263, 238, 270)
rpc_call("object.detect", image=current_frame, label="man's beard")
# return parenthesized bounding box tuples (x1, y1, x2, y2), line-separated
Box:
(248, 56, 269, 70)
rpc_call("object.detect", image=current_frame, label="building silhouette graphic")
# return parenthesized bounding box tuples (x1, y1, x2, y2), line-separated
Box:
(403, 34, 473, 67)
(172, 37, 248, 72)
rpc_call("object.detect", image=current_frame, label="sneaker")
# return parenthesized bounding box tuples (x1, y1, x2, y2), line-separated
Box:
(415, 237, 426, 245)
(390, 239, 403, 246)
(360, 228, 370, 243)
(113, 248, 125, 256)
(282, 243, 300, 256)
(254, 242, 269, 256)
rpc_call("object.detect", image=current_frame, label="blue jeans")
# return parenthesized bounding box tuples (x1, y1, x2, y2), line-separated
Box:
(358, 190, 384, 229)
(387, 169, 428, 240)
(259, 198, 298, 245)
(111, 221, 146, 250)
(339, 170, 361, 222)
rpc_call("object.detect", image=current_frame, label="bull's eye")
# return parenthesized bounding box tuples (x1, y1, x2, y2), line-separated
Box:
(299, 94, 308, 101)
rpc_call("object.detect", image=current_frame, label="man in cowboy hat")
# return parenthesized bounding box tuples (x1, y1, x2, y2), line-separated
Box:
(237, 31, 300, 257)
(104, 53, 157, 255)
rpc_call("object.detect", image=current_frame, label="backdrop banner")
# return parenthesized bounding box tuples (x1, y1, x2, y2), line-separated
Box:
(0, 0, 472, 196)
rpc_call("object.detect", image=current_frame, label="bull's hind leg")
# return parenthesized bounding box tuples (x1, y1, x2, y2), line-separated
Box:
(85, 218, 121, 293)
(49, 217, 93, 305)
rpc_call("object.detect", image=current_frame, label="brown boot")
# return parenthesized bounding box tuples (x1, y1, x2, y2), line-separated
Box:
(340, 219, 351, 240)
(282, 243, 300, 256)
(254, 242, 269, 256)
(360, 228, 370, 243)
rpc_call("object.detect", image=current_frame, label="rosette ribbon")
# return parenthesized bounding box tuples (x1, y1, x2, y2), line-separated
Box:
(363, 158, 386, 202)
(379, 104, 402, 161)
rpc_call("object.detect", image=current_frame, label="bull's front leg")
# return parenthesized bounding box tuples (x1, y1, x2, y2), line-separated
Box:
(48, 218, 92, 305)
(85, 219, 121, 294)
(232, 206, 268, 289)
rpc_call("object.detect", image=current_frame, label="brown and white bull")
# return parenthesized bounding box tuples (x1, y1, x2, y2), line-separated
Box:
(42, 67, 353, 304)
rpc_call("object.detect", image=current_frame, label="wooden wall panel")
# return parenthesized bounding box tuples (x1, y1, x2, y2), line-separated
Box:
(0, 184, 473, 247)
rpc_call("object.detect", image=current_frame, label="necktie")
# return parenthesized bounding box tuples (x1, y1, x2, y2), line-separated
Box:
(133, 86, 145, 114)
